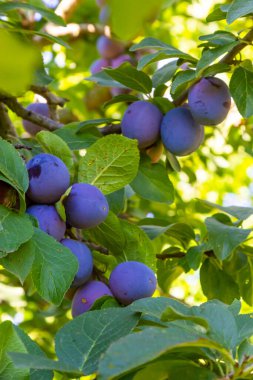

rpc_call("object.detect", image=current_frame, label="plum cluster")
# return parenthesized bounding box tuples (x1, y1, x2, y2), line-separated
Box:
(22, 152, 157, 317)
(122, 76, 231, 158)
(71, 261, 157, 317)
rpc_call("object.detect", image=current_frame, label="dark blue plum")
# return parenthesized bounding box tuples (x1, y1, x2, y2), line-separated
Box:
(188, 77, 231, 125)
(22, 103, 49, 136)
(109, 261, 157, 305)
(111, 54, 132, 69)
(96, 36, 124, 59)
(64, 183, 109, 229)
(26, 153, 70, 204)
(26, 205, 66, 241)
(161, 107, 204, 156)
(90, 58, 110, 75)
(99, 5, 110, 24)
(121, 101, 163, 149)
(71, 280, 113, 317)
(61, 238, 93, 287)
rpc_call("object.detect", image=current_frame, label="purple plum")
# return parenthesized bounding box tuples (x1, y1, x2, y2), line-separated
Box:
(26, 153, 70, 204)
(111, 54, 133, 69)
(61, 238, 93, 287)
(26, 205, 66, 241)
(109, 261, 157, 305)
(90, 58, 111, 75)
(71, 280, 113, 317)
(188, 77, 231, 125)
(22, 103, 50, 136)
(121, 101, 163, 149)
(64, 183, 109, 229)
(96, 36, 124, 59)
(161, 107, 204, 156)
(99, 5, 110, 24)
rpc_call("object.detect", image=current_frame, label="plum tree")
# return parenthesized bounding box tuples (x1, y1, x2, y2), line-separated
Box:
(90, 58, 110, 75)
(121, 101, 163, 149)
(146, 140, 164, 163)
(111, 54, 133, 68)
(26, 205, 66, 241)
(188, 77, 231, 125)
(96, 36, 124, 59)
(22, 103, 50, 136)
(26, 153, 70, 203)
(109, 261, 157, 305)
(61, 239, 93, 287)
(161, 107, 204, 156)
(71, 280, 113, 317)
(64, 183, 109, 229)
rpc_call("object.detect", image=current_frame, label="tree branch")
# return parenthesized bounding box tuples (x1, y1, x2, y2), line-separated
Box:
(44, 22, 109, 39)
(55, 0, 81, 21)
(0, 102, 18, 139)
(173, 28, 253, 106)
(0, 95, 63, 131)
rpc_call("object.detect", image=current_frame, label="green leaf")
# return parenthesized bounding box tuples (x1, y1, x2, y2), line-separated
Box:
(197, 199, 253, 221)
(157, 256, 183, 292)
(230, 66, 253, 118)
(186, 245, 205, 270)
(109, 0, 164, 41)
(192, 301, 238, 349)
(133, 360, 216, 380)
(152, 60, 178, 88)
(54, 124, 100, 150)
(206, 6, 226, 22)
(202, 63, 230, 77)
(104, 94, 139, 109)
(106, 188, 126, 214)
(0, 206, 34, 254)
(98, 326, 228, 380)
(237, 257, 253, 306)
(0, 2, 65, 26)
(104, 63, 152, 94)
(130, 37, 173, 51)
(0, 321, 29, 380)
(87, 70, 128, 88)
(161, 306, 209, 329)
(227, 0, 253, 24)
(0, 29, 39, 96)
(196, 42, 239, 74)
(1, 239, 35, 284)
(78, 135, 140, 195)
(131, 159, 174, 204)
(171, 70, 196, 97)
(200, 259, 240, 304)
(55, 307, 140, 375)
(199, 31, 237, 47)
(36, 131, 75, 178)
(87, 211, 126, 255)
(120, 220, 156, 269)
(151, 97, 174, 113)
(137, 50, 196, 71)
(31, 229, 79, 305)
(0, 137, 29, 212)
(205, 217, 251, 260)
(14, 325, 53, 380)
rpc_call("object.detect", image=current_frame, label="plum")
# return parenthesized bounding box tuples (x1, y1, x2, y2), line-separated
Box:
(96, 0, 106, 7)
(161, 107, 204, 156)
(22, 103, 50, 136)
(71, 280, 113, 317)
(26, 204, 66, 241)
(99, 5, 110, 24)
(146, 140, 164, 163)
(26, 153, 70, 204)
(90, 58, 110, 75)
(61, 238, 93, 287)
(96, 36, 124, 59)
(121, 101, 163, 149)
(111, 54, 132, 69)
(188, 77, 231, 125)
(64, 183, 109, 229)
(109, 261, 157, 305)
(84, 85, 111, 110)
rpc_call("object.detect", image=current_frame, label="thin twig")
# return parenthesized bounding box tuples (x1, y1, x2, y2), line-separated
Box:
(0, 102, 17, 138)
